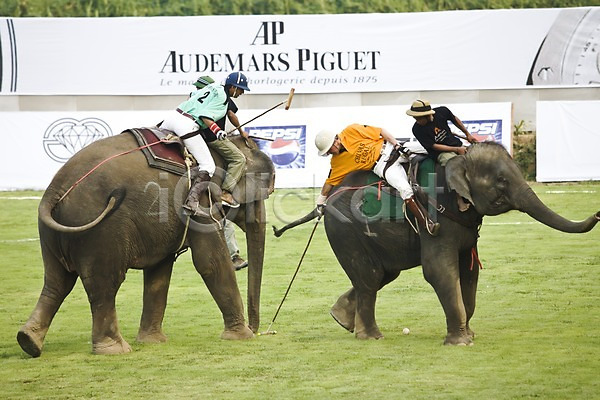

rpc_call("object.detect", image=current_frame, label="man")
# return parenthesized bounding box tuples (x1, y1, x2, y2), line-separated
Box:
(315, 124, 439, 236)
(193, 74, 249, 270)
(195, 73, 250, 209)
(160, 78, 229, 215)
(406, 100, 477, 166)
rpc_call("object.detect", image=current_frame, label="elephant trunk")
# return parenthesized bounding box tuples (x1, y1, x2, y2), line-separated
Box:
(245, 200, 266, 333)
(513, 184, 600, 233)
(272, 207, 319, 237)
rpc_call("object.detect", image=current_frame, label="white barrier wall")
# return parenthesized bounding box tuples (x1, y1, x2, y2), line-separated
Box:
(536, 101, 600, 182)
(0, 102, 511, 190)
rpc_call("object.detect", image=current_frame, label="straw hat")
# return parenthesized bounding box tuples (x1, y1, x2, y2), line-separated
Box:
(406, 100, 436, 117)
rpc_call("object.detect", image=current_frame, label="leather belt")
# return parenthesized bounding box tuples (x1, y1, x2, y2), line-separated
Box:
(176, 108, 196, 121)
(375, 141, 390, 163)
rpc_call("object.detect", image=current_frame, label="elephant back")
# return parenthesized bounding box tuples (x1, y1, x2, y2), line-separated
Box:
(124, 127, 275, 204)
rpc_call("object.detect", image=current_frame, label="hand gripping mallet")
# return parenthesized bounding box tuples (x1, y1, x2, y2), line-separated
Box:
(259, 213, 321, 336)
(227, 88, 295, 140)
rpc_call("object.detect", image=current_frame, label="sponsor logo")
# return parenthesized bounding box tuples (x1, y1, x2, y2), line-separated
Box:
(248, 125, 306, 169)
(158, 21, 381, 90)
(43, 118, 113, 163)
(452, 120, 503, 143)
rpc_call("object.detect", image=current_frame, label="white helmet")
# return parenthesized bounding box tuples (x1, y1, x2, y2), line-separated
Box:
(315, 130, 337, 156)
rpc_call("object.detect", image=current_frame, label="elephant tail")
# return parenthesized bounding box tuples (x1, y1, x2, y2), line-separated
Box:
(39, 188, 126, 233)
(272, 207, 319, 237)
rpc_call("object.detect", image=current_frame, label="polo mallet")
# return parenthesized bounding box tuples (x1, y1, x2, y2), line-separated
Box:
(259, 214, 321, 336)
(227, 88, 296, 140)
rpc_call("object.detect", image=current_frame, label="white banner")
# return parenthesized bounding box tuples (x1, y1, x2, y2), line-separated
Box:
(0, 102, 511, 190)
(1, 7, 599, 95)
(536, 101, 600, 182)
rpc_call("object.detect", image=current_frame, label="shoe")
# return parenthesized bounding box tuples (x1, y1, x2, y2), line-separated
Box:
(404, 196, 440, 236)
(183, 170, 211, 216)
(221, 191, 240, 208)
(232, 254, 248, 271)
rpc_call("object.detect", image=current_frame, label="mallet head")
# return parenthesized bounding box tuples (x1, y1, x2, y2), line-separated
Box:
(284, 88, 295, 110)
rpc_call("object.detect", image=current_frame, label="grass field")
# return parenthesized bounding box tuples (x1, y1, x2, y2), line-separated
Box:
(1, 183, 599, 399)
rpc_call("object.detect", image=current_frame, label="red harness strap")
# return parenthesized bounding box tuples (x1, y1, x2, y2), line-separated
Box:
(58, 139, 167, 203)
(470, 247, 483, 271)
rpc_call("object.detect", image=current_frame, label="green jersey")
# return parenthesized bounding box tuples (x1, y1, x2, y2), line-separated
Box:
(177, 83, 228, 128)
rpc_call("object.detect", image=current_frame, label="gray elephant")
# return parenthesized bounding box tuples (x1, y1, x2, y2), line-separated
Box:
(17, 131, 274, 357)
(275, 142, 599, 345)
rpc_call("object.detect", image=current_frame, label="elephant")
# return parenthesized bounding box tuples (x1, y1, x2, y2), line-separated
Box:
(275, 141, 599, 345)
(17, 130, 274, 357)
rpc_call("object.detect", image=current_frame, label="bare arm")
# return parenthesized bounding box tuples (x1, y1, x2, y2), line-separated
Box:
(316, 182, 334, 207)
(320, 182, 334, 197)
(379, 128, 399, 146)
(226, 110, 249, 138)
(432, 143, 467, 155)
(452, 116, 478, 143)
(314, 181, 334, 217)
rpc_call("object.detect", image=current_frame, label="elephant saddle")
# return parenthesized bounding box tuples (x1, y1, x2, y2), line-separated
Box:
(126, 127, 190, 176)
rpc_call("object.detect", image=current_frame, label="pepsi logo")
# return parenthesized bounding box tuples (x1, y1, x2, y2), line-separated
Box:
(249, 125, 306, 169)
(269, 138, 301, 166)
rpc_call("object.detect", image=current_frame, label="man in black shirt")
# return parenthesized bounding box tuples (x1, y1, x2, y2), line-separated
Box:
(407, 100, 477, 166)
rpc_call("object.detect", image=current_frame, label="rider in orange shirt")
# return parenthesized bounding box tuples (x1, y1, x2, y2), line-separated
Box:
(315, 123, 439, 236)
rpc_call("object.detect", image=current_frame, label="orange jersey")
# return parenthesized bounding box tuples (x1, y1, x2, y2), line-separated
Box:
(325, 124, 384, 186)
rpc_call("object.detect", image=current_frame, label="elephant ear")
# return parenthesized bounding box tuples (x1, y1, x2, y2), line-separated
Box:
(445, 155, 475, 206)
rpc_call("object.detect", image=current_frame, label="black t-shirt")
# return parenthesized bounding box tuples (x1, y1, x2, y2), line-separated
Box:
(200, 98, 238, 142)
(412, 106, 462, 159)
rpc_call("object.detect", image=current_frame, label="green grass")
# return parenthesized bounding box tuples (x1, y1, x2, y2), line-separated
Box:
(1, 183, 599, 399)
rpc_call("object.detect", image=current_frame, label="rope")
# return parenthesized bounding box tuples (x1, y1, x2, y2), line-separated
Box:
(58, 139, 167, 203)
(323, 180, 382, 206)
(176, 152, 194, 254)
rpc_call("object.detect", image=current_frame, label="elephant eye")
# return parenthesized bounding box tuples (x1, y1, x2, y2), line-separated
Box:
(497, 176, 507, 185)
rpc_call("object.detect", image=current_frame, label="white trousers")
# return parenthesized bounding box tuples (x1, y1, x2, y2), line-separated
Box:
(160, 110, 215, 176)
(372, 142, 414, 200)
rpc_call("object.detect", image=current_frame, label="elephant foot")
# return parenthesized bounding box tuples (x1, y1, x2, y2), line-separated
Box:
(355, 327, 384, 340)
(330, 291, 356, 333)
(330, 308, 355, 333)
(221, 325, 254, 340)
(136, 329, 168, 344)
(93, 337, 133, 355)
(17, 328, 45, 358)
(466, 327, 475, 340)
(443, 333, 474, 346)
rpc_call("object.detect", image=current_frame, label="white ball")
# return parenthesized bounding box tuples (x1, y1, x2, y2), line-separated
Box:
(402, 327, 410, 335)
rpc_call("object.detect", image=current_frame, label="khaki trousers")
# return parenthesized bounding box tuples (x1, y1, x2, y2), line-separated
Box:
(208, 139, 247, 192)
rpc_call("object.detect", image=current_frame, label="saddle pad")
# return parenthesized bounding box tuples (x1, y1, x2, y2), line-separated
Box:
(360, 158, 436, 220)
(127, 127, 188, 176)
(361, 173, 404, 220)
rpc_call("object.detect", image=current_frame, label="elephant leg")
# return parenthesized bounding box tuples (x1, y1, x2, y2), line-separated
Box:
(188, 228, 253, 340)
(330, 287, 356, 333)
(459, 248, 479, 340)
(79, 265, 132, 355)
(136, 256, 175, 343)
(422, 250, 472, 346)
(328, 237, 385, 339)
(17, 248, 77, 357)
(354, 288, 383, 339)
